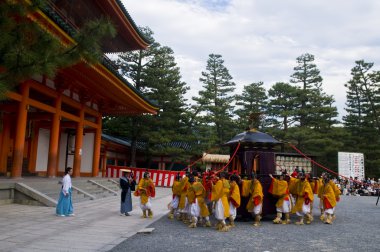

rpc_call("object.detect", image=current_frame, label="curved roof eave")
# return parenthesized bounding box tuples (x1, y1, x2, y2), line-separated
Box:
(114, 0, 153, 45)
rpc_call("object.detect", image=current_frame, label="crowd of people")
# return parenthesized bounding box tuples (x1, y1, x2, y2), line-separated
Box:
(165, 168, 341, 231)
(332, 176, 380, 196)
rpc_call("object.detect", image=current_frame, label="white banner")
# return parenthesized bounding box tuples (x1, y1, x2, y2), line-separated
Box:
(338, 152, 365, 180)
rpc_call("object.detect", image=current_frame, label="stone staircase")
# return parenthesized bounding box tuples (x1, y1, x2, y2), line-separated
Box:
(14, 177, 120, 206)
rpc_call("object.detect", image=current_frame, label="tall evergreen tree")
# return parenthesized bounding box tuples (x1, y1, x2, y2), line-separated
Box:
(343, 60, 380, 178)
(142, 45, 191, 167)
(105, 27, 158, 167)
(0, 1, 116, 98)
(267, 82, 300, 131)
(235, 81, 268, 130)
(105, 28, 192, 168)
(193, 54, 236, 145)
(290, 53, 338, 129)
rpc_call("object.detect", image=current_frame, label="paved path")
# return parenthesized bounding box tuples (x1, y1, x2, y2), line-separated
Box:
(111, 195, 380, 252)
(0, 187, 172, 252)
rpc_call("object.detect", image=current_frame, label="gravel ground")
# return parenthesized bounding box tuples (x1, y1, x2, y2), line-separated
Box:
(110, 195, 380, 252)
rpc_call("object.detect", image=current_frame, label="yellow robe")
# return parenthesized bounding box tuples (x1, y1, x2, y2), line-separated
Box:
(317, 178, 324, 199)
(188, 182, 209, 217)
(211, 178, 230, 218)
(269, 178, 289, 208)
(229, 181, 241, 208)
(319, 182, 337, 209)
(329, 180, 341, 201)
(288, 177, 298, 195)
(135, 178, 155, 205)
(292, 179, 314, 213)
(241, 179, 252, 197)
(179, 177, 190, 210)
(172, 180, 181, 197)
(246, 179, 263, 212)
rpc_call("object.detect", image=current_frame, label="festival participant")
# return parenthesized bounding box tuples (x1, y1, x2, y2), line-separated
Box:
(56, 167, 74, 217)
(291, 167, 299, 178)
(211, 172, 230, 232)
(269, 172, 291, 224)
(168, 173, 182, 219)
(228, 174, 241, 227)
(187, 176, 211, 228)
(319, 174, 341, 223)
(293, 172, 314, 225)
(246, 173, 264, 227)
(237, 174, 253, 221)
(134, 172, 155, 218)
(202, 171, 215, 215)
(317, 173, 326, 220)
(178, 173, 191, 223)
(119, 169, 135, 216)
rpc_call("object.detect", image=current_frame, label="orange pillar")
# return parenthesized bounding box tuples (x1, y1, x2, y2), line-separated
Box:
(92, 115, 102, 177)
(0, 114, 11, 174)
(11, 82, 30, 178)
(73, 106, 84, 177)
(102, 147, 107, 177)
(47, 95, 62, 177)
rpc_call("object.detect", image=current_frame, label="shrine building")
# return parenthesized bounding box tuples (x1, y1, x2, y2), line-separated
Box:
(0, 1, 158, 178)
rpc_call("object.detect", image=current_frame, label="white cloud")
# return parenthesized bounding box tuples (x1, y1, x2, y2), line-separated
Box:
(124, 0, 380, 120)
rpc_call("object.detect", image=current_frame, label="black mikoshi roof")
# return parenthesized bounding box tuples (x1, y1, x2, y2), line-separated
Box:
(224, 129, 282, 147)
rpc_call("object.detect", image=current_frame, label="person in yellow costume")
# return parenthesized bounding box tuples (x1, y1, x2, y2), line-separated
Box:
(134, 172, 155, 218)
(316, 174, 325, 220)
(318, 174, 340, 224)
(211, 172, 230, 232)
(187, 176, 211, 228)
(269, 172, 291, 224)
(246, 173, 263, 227)
(168, 173, 182, 219)
(227, 174, 241, 227)
(293, 172, 314, 225)
(177, 173, 190, 223)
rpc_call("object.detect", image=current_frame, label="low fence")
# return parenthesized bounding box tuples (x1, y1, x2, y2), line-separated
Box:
(106, 165, 185, 187)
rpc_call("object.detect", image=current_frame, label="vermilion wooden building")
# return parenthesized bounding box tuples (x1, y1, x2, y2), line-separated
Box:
(0, 1, 158, 178)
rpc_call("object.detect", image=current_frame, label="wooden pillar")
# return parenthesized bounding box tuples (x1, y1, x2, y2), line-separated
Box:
(47, 95, 62, 177)
(73, 105, 84, 177)
(102, 147, 107, 177)
(92, 115, 102, 177)
(0, 114, 11, 174)
(11, 83, 30, 178)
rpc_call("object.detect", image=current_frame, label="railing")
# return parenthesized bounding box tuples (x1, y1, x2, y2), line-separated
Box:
(106, 166, 185, 188)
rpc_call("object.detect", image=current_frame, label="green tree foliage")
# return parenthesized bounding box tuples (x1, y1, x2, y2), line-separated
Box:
(234, 81, 268, 130)
(267, 82, 300, 131)
(0, 1, 116, 98)
(343, 60, 380, 178)
(193, 54, 236, 145)
(290, 53, 338, 129)
(104, 28, 192, 168)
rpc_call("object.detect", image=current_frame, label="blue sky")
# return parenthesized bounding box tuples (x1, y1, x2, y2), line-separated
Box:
(124, 0, 380, 120)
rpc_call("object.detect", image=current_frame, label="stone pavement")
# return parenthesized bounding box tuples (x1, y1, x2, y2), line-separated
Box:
(0, 187, 172, 252)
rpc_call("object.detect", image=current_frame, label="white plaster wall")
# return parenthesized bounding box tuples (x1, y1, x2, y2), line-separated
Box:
(58, 133, 71, 172)
(35, 128, 50, 172)
(81, 133, 94, 173)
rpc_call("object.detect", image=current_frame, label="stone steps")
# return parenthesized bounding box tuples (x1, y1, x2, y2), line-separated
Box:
(19, 178, 119, 205)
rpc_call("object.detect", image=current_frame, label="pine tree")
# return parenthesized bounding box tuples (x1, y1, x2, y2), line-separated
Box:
(343, 60, 380, 178)
(290, 53, 338, 129)
(0, 1, 116, 98)
(267, 82, 300, 131)
(193, 54, 236, 145)
(235, 81, 268, 130)
(106, 28, 192, 168)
